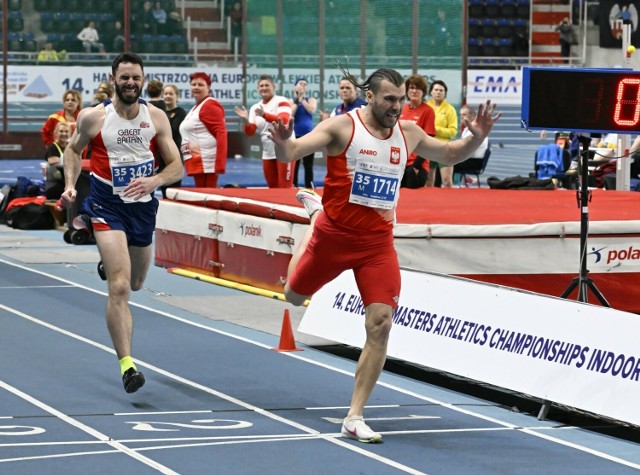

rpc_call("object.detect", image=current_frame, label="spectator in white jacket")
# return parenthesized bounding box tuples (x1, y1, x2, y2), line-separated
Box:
(77, 21, 106, 55)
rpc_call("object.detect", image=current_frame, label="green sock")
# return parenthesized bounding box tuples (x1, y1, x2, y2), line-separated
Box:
(119, 356, 136, 375)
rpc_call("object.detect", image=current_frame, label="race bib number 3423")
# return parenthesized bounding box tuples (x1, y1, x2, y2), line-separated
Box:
(111, 159, 154, 192)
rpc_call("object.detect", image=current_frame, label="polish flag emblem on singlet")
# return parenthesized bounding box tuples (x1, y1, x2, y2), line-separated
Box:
(390, 147, 400, 165)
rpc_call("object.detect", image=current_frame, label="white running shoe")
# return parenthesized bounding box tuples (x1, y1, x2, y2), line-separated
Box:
(296, 189, 323, 217)
(341, 416, 382, 443)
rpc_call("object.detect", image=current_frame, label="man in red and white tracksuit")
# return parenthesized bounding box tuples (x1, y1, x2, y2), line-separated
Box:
(234, 74, 294, 188)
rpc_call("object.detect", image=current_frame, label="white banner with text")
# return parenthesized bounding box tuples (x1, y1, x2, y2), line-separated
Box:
(299, 269, 640, 426)
(466, 69, 523, 105)
(0, 66, 463, 108)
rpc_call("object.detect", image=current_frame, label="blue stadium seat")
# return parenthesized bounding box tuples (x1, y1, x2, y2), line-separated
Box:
(53, 11, 70, 21)
(23, 39, 37, 52)
(501, 0, 517, 18)
(8, 12, 23, 32)
(469, 0, 484, 19)
(481, 18, 498, 38)
(485, 0, 501, 18)
(170, 35, 188, 54)
(516, 0, 530, 19)
(513, 18, 528, 36)
(469, 17, 481, 39)
(468, 37, 481, 57)
(497, 18, 514, 38)
(481, 38, 499, 57)
(156, 37, 172, 54)
(40, 12, 55, 33)
(498, 38, 514, 56)
(8, 38, 22, 51)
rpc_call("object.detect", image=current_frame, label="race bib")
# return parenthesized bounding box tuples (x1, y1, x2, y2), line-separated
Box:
(349, 160, 401, 210)
(110, 158, 154, 194)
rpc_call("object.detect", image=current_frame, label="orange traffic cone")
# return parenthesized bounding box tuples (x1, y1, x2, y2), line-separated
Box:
(272, 309, 302, 352)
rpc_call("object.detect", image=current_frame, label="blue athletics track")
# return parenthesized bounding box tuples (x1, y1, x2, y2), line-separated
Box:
(1, 220, 640, 473)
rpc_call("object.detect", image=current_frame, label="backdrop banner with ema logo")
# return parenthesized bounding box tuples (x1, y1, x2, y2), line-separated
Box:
(299, 268, 640, 427)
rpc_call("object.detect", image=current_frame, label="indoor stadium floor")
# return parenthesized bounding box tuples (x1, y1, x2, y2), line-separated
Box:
(0, 224, 639, 474)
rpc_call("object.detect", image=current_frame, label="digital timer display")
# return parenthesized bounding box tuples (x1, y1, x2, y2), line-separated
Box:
(521, 67, 640, 134)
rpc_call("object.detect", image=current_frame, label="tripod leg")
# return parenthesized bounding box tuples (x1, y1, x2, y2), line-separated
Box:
(578, 279, 589, 303)
(587, 279, 611, 307)
(560, 278, 579, 299)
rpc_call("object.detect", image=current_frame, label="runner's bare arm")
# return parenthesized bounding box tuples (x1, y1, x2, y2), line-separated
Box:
(270, 114, 350, 163)
(61, 107, 103, 206)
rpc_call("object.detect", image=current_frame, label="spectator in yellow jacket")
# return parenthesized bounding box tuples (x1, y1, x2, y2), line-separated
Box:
(426, 80, 458, 187)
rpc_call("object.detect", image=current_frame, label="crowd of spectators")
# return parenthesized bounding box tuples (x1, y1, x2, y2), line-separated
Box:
(14, 0, 185, 58)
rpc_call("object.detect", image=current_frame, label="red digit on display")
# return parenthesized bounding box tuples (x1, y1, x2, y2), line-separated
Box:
(577, 78, 604, 124)
(613, 78, 640, 126)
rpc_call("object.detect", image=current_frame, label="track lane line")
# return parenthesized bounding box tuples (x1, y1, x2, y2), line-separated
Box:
(2, 259, 639, 470)
(0, 378, 178, 474)
(0, 302, 427, 475)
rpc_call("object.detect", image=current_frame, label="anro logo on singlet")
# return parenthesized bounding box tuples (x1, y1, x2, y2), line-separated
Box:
(390, 147, 400, 165)
(359, 149, 377, 156)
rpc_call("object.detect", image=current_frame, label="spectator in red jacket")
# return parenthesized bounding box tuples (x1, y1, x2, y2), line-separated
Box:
(179, 72, 227, 188)
(41, 89, 82, 148)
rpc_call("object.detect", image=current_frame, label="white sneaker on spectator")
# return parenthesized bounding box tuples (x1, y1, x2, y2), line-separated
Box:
(296, 189, 323, 217)
(341, 415, 382, 443)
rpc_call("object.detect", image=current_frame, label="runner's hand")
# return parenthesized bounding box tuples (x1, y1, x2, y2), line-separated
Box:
(268, 117, 294, 144)
(60, 187, 77, 207)
(123, 176, 158, 201)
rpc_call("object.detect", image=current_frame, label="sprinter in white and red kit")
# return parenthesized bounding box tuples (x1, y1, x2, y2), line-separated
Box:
(62, 53, 183, 394)
(270, 67, 501, 443)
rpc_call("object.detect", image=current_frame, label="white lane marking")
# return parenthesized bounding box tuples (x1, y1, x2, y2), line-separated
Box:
(114, 410, 216, 416)
(323, 415, 441, 424)
(2, 259, 639, 471)
(0, 425, 45, 436)
(0, 426, 588, 465)
(307, 404, 400, 410)
(0, 285, 74, 289)
(0, 379, 178, 474)
(0, 424, 580, 449)
(0, 302, 427, 475)
(126, 419, 253, 432)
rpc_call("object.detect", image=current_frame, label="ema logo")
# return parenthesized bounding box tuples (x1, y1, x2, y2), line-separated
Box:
(589, 244, 640, 265)
(239, 222, 262, 237)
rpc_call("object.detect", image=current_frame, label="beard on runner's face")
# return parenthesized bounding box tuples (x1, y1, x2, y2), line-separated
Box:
(115, 82, 141, 105)
(371, 101, 401, 128)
